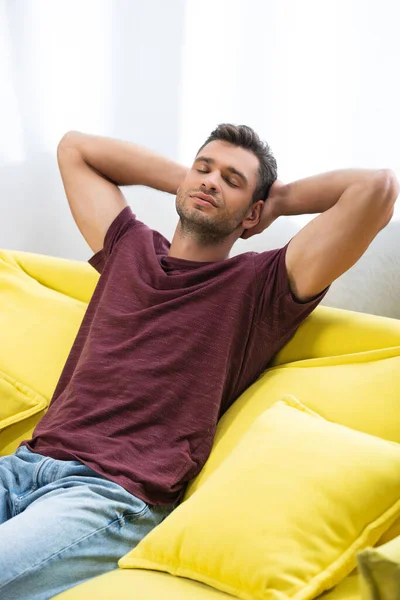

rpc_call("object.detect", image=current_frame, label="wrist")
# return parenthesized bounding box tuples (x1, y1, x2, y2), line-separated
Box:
(268, 180, 288, 218)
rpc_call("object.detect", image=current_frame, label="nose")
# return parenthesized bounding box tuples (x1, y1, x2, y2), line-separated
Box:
(201, 172, 221, 194)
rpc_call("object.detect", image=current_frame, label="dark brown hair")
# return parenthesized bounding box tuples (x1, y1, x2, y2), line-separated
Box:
(196, 123, 278, 205)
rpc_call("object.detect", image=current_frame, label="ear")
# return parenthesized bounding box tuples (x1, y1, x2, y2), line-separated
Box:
(239, 200, 264, 239)
(252, 200, 265, 225)
(240, 200, 275, 240)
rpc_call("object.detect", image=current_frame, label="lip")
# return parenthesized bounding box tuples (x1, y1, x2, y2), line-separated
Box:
(191, 193, 217, 207)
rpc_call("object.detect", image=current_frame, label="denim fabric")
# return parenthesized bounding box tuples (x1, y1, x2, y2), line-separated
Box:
(0, 445, 177, 600)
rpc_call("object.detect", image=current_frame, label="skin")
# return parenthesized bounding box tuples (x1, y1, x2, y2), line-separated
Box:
(169, 140, 268, 262)
(171, 141, 398, 304)
(58, 131, 398, 303)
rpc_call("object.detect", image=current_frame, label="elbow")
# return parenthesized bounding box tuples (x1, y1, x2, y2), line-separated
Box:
(373, 169, 399, 202)
(57, 131, 82, 153)
(57, 132, 86, 173)
(371, 169, 398, 228)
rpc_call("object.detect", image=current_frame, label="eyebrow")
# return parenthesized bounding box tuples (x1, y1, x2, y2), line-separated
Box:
(195, 156, 249, 186)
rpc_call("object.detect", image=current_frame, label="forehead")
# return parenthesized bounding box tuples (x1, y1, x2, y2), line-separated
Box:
(195, 140, 259, 185)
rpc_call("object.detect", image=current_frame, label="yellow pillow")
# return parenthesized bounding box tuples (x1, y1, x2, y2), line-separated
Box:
(0, 249, 94, 453)
(357, 535, 400, 600)
(183, 348, 400, 546)
(119, 396, 400, 600)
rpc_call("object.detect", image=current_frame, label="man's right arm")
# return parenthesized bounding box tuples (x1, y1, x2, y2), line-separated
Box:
(57, 131, 188, 253)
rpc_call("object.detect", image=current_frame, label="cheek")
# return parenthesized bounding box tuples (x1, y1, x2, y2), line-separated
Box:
(177, 186, 190, 203)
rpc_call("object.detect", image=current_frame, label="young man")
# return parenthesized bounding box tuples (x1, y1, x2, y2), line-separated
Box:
(0, 124, 397, 599)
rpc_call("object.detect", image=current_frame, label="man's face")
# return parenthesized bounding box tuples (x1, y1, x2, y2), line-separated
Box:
(175, 140, 261, 244)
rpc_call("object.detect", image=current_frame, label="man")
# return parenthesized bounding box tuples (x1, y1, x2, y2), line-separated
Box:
(0, 123, 397, 599)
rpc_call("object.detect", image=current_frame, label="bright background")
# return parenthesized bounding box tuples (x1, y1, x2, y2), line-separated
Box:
(1, 0, 399, 316)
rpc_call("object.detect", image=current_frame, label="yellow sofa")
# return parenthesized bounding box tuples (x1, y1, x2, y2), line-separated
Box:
(1, 247, 400, 600)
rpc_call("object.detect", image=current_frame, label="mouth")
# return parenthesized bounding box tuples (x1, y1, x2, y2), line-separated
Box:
(190, 193, 217, 207)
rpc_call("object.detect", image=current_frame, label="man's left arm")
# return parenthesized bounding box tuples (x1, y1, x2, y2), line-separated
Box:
(266, 169, 399, 302)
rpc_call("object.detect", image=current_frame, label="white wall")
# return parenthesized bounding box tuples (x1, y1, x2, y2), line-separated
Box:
(0, 0, 186, 260)
(178, 0, 400, 318)
(179, 0, 400, 209)
(2, 0, 399, 317)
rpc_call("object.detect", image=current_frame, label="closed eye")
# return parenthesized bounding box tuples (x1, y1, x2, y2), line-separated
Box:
(196, 169, 238, 187)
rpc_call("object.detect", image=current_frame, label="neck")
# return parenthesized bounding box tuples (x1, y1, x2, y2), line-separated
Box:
(167, 221, 234, 262)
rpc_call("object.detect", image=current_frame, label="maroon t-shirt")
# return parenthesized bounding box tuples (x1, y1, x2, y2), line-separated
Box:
(21, 206, 329, 506)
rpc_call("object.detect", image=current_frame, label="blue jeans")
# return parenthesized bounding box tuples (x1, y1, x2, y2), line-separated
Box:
(0, 445, 177, 600)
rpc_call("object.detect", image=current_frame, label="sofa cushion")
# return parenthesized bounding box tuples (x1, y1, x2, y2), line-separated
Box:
(119, 396, 400, 600)
(357, 535, 400, 600)
(51, 567, 362, 600)
(272, 304, 400, 367)
(0, 369, 47, 430)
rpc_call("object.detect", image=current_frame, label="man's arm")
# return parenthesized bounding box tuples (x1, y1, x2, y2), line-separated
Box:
(57, 131, 188, 253)
(271, 169, 399, 302)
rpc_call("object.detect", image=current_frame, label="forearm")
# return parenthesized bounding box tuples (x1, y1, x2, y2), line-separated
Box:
(276, 169, 380, 216)
(58, 131, 189, 195)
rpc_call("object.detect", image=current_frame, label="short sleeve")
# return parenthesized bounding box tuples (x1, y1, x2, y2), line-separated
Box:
(88, 205, 137, 273)
(253, 241, 330, 335)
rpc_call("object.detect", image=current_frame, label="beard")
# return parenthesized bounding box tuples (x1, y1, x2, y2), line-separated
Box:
(175, 189, 249, 246)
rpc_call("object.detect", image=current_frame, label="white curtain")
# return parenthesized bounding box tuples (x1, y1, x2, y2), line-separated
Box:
(0, 0, 186, 258)
(179, 0, 400, 221)
(179, 0, 400, 318)
(1, 0, 399, 316)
